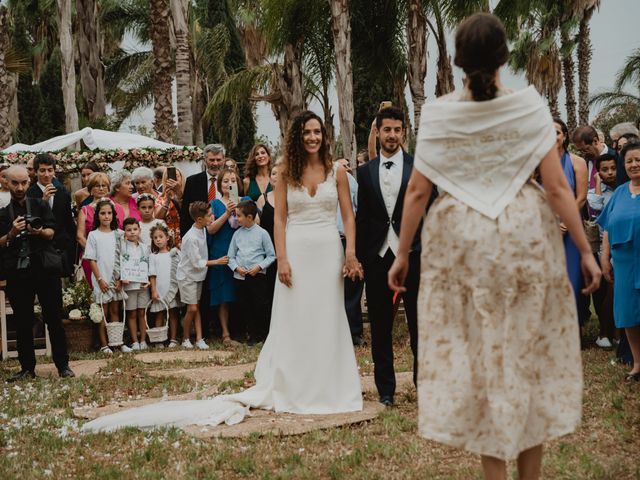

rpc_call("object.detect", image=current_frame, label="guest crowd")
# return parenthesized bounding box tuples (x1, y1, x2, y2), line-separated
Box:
(0, 111, 639, 385)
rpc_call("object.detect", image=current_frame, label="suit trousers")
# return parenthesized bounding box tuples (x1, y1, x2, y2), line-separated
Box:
(341, 238, 364, 338)
(6, 268, 69, 372)
(235, 275, 271, 342)
(364, 249, 420, 399)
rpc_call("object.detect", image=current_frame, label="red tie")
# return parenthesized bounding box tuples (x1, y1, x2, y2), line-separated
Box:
(208, 177, 216, 203)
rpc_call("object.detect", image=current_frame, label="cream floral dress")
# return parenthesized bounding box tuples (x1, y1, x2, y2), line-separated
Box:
(416, 90, 582, 461)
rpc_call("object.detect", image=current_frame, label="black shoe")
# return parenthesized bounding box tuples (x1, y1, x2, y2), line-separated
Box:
(58, 367, 76, 378)
(624, 372, 640, 382)
(380, 395, 394, 407)
(7, 370, 36, 382)
(352, 335, 366, 347)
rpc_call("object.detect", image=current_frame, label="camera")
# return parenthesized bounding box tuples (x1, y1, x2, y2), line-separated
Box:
(25, 215, 43, 229)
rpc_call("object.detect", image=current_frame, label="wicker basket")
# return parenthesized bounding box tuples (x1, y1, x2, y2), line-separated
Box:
(145, 299, 169, 343)
(98, 291, 127, 347)
(62, 318, 93, 352)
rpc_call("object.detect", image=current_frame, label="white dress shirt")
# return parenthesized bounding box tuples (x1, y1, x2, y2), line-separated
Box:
(37, 182, 54, 209)
(176, 225, 208, 281)
(378, 149, 403, 257)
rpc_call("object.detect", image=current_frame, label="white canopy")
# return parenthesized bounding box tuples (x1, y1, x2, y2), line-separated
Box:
(1, 127, 184, 153)
(1, 128, 203, 177)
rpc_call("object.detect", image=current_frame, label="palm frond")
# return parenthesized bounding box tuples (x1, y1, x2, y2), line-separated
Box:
(589, 89, 640, 109)
(614, 48, 640, 91)
(203, 64, 273, 145)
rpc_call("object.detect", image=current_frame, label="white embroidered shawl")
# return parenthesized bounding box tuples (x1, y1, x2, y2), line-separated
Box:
(414, 86, 556, 219)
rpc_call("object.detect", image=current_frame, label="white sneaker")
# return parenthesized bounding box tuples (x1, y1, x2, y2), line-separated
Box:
(181, 339, 193, 349)
(100, 346, 113, 355)
(139, 341, 149, 350)
(121, 345, 133, 353)
(131, 342, 140, 351)
(195, 339, 209, 350)
(168, 340, 179, 348)
(596, 337, 613, 349)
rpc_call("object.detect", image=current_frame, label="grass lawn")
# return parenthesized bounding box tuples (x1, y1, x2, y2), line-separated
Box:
(0, 317, 638, 479)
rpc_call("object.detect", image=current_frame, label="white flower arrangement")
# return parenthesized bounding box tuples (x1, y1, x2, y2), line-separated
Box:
(62, 293, 74, 307)
(89, 304, 104, 324)
(68, 309, 83, 321)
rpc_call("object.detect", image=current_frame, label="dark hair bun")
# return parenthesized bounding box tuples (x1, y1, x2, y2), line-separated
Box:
(454, 13, 509, 102)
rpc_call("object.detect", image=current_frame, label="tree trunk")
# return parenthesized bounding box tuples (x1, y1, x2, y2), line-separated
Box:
(0, 6, 12, 148)
(57, 0, 79, 134)
(434, 15, 454, 97)
(191, 70, 205, 146)
(171, 0, 193, 145)
(76, 0, 106, 121)
(577, 6, 594, 125)
(273, 42, 306, 136)
(561, 28, 577, 132)
(407, 0, 427, 134)
(329, 0, 357, 166)
(150, 0, 175, 142)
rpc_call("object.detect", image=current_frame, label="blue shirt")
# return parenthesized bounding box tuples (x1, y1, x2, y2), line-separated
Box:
(227, 223, 276, 280)
(587, 183, 615, 215)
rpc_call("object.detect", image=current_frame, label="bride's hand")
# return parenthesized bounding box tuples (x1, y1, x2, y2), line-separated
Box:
(278, 259, 293, 288)
(343, 254, 364, 281)
(388, 254, 409, 293)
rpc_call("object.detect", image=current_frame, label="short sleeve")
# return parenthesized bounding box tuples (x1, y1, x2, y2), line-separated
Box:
(84, 232, 98, 260)
(149, 254, 157, 276)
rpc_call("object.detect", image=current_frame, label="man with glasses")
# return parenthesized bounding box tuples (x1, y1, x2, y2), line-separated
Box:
(572, 125, 622, 188)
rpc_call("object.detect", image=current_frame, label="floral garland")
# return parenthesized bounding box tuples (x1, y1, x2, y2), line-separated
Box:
(0, 147, 203, 174)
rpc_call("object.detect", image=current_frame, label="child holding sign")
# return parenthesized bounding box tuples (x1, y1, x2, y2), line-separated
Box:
(114, 217, 151, 350)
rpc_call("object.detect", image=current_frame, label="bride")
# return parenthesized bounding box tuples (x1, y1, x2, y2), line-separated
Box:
(83, 111, 364, 432)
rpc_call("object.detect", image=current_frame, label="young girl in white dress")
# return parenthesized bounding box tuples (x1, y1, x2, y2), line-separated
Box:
(148, 224, 181, 347)
(83, 200, 126, 354)
(137, 193, 166, 245)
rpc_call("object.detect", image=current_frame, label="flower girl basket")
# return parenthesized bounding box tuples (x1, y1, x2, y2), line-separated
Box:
(145, 299, 169, 343)
(98, 290, 127, 347)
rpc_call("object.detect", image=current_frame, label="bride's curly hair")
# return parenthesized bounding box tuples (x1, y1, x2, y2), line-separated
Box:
(282, 111, 332, 188)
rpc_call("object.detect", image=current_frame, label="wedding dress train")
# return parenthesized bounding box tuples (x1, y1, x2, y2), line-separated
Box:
(83, 165, 363, 432)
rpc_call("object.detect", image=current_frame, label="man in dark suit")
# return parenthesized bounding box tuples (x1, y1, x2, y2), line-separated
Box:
(26, 154, 76, 277)
(179, 144, 225, 236)
(356, 106, 435, 407)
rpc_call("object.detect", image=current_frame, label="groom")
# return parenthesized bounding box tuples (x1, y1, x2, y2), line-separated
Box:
(356, 106, 431, 407)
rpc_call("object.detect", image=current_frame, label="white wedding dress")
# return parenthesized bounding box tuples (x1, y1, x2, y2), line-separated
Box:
(83, 164, 363, 432)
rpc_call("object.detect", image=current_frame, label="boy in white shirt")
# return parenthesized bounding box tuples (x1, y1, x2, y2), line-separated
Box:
(177, 201, 228, 349)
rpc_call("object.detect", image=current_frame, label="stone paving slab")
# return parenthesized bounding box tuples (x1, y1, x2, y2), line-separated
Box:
(135, 349, 233, 364)
(184, 401, 385, 438)
(146, 363, 256, 383)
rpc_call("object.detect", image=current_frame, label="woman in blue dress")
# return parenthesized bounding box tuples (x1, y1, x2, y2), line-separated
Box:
(207, 169, 250, 345)
(598, 140, 640, 381)
(553, 118, 589, 324)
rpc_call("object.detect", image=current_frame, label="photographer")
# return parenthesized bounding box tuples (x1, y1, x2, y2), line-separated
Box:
(0, 166, 74, 381)
(27, 154, 77, 277)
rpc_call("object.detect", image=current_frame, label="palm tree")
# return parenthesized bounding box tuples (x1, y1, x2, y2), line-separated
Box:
(406, 0, 427, 132)
(171, 0, 193, 145)
(57, 0, 79, 133)
(76, 0, 107, 121)
(590, 48, 640, 121)
(149, 0, 175, 142)
(0, 6, 13, 148)
(577, 0, 600, 125)
(496, 0, 563, 116)
(329, 0, 357, 164)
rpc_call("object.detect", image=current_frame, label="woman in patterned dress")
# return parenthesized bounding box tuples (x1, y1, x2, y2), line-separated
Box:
(388, 13, 601, 480)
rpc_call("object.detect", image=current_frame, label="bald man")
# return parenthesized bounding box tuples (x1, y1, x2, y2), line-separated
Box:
(0, 166, 74, 381)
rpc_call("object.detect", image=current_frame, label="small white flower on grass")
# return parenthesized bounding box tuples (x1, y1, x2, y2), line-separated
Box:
(172, 441, 180, 449)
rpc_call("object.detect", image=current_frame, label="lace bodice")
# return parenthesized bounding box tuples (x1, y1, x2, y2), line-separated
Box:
(286, 164, 338, 228)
